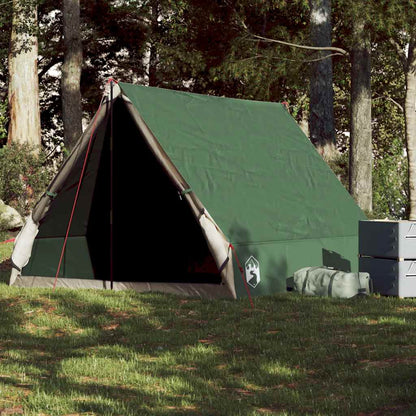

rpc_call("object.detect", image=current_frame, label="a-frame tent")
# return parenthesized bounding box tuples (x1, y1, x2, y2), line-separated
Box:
(10, 81, 366, 299)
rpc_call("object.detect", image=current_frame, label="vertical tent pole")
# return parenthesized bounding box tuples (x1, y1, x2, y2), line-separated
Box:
(53, 97, 105, 290)
(53, 78, 116, 291)
(110, 80, 114, 289)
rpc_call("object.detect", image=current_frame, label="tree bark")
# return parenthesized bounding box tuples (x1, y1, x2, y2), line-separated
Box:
(308, 0, 337, 160)
(405, 35, 416, 219)
(148, 0, 160, 87)
(7, 0, 41, 151)
(62, 0, 83, 151)
(349, 17, 372, 213)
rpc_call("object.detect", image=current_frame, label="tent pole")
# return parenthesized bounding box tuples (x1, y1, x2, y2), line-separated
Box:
(53, 85, 110, 290)
(110, 80, 114, 290)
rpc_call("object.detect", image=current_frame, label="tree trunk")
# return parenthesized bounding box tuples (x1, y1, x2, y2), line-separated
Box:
(297, 93, 310, 137)
(148, 0, 160, 87)
(62, 0, 83, 151)
(405, 36, 416, 219)
(299, 108, 310, 137)
(349, 17, 372, 213)
(7, 0, 41, 151)
(308, 0, 337, 160)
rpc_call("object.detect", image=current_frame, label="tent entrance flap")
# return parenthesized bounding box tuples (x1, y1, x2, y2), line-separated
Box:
(108, 99, 221, 283)
(24, 98, 221, 285)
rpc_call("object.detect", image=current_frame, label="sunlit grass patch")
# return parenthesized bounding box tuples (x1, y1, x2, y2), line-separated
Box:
(354, 315, 409, 326)
(0, 241, 13, 261)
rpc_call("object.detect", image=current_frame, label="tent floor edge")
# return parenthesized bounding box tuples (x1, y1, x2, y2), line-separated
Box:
(10, 275, 236, 300)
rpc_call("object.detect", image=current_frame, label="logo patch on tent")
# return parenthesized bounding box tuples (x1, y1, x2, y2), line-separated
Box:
(245, 256, 260, 288)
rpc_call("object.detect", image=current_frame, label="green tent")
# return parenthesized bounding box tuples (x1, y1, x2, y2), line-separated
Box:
(10, 81, 366, 299)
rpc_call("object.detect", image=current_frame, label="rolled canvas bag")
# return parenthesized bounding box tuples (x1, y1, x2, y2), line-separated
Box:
(293, 266, 371, 298)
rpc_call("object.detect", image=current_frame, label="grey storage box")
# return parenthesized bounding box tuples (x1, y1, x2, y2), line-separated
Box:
(359, 220, 416, 297)
(359, 257, 416, 298)
(359, 220, 416, 259)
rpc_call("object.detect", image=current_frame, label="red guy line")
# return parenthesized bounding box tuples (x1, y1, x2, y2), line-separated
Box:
(229, 243, 254, 309)
(53, 79, 115, 290)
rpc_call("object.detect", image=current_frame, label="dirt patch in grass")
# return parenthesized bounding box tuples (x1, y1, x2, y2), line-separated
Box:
(0, 406, 24, 415)
(357, 403, 410, 415)
(0, 259, 12, 272)
(256, 405, 287, 414)
(360, 356, 416, 368)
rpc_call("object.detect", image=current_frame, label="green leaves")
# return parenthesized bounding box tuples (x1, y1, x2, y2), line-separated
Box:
(0, 101, 7, 146)
(0, 144, 53, 216)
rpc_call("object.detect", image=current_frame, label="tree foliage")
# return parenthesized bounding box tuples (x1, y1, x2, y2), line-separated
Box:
(1, 0, 415, 219)
(0, 144, 53, 215)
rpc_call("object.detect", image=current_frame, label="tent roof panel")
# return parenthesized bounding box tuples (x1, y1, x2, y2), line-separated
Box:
(119, 83, 365, 245)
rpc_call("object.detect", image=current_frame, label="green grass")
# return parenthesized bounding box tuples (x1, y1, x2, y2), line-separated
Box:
(0, 250, 416, 415)
(0, 240, 13, 262)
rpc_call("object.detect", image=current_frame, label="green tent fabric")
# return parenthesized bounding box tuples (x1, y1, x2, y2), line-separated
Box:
(9, 81, 366, 299)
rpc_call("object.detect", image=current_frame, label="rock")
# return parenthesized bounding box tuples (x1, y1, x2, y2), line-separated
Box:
(0, 200, 24, 230)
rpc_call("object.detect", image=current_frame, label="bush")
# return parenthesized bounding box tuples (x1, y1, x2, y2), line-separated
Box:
(0, 144, 54, 216)
(327, 150, 409, 220)
(0, 101, 7, 146)
(372, 153, 409, 220)
(0, 204, 12, 241)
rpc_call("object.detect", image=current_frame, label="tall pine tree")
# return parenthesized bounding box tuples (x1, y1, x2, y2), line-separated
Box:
(8, 0, 41, 151)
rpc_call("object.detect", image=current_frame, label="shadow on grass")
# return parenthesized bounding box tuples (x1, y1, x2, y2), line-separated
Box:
(1, 270, 416, 415)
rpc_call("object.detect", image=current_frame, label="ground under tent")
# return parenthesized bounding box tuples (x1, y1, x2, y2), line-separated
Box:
(9, 81, 366, 299)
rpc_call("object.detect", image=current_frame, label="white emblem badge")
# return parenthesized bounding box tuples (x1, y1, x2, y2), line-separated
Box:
(245, 256, 260, 288)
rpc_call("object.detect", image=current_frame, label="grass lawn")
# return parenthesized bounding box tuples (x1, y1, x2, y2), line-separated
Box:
(0, 242, 416, 415)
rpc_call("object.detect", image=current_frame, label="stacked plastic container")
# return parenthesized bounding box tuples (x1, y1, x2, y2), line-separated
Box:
(359, 220, 416, 297)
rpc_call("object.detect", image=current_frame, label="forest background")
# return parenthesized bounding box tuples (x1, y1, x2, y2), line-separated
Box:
(0, 0, 415, 221)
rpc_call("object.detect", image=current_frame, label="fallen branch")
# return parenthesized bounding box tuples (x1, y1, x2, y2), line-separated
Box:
(238, 49, 346, 63)
(249, 33, 349, 57)
(231, 5, 349, 58)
